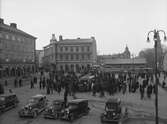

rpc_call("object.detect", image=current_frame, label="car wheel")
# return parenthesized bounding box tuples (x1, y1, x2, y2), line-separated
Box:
(33, 111, 38, 118)
(13, 102, 18, 108)
(54, 113, 58, 119)
(100, 114, 105, 123)
(69, 114, 74, 121)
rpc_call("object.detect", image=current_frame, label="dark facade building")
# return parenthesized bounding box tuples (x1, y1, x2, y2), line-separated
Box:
(97, 45, 131, 65)
(101, 58, 147, 72)
(0, 18, 36, 77)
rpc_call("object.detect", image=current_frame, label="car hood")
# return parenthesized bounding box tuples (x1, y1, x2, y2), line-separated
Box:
(24, 103, 36, 109)
(47, 106, 61, 111)
(68, 106, 77, 110)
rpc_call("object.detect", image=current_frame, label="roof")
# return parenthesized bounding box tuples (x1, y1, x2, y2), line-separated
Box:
(104, 58, 146, 65)
(32, 94, 45, 98)
(80, 74, 95, 80)
(70, 99, 88, 104)
(0, 23, 36, 39)
(106, 98, 121, 104)
(52, 99, 64, 103)
(58, 38, 95, 44)
(0, 93, 16, 97)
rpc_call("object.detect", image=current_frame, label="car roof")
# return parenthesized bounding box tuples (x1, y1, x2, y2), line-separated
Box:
(70, 99, 88, 104)
(106, 98, 121, 104)
(32, 94, 45, 99)
(0, 93, 16, 97)
(52, 99, 64, 103)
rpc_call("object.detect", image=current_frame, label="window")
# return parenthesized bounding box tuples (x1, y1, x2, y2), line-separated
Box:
(60, 47, 63, 52)
(65, 46, 68, 51)
(5, 34, 9, 39)
(60, 55, 63, 60)
(71, 54, 73, 60)
(87, 54, 90, 60)
(76, 46, 79, 52)
(66, 54, 69, 60)
(76, 54, 79, 60)
(81, 46, 84, 52)
(12, 35, 15, 41)
(87, 46, 90, 51)
(0, 33, 3, 38)
(17, 37, 21, 41)
(70, 47, 73, 52)
(82, 54, 84, 60)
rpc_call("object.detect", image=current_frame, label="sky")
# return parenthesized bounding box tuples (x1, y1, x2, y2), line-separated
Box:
(0, 0, 167, 56)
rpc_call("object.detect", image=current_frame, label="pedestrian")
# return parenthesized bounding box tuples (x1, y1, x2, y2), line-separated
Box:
(46, 78, 50, 95)
(5, 80, 8, 86)
(147, 83, 152, 99)
(19, 78, 22, 87)
(39, 77, 42, 89)
(14, 78, 18, 88)
(0, 83, 4, 94)
(122, 81, 127, 95)
(140, 84, 145, 100)
(30, 79, 34, 89)
(42, 77, 46, 89)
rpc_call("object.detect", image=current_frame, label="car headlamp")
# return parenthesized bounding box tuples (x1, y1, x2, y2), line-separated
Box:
(29, 106, 32, 110)
(65, 109, 69, 114)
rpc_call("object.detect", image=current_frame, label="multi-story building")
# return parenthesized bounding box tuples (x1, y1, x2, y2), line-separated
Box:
(97, 45, 131, 65)
(43, 34, 97, 72)
(0, 18, 36, 77)
(35, 50, 43, 69)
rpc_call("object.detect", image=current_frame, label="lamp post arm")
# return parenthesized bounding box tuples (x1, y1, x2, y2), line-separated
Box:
(147, 30, 154, 39)
(158, 30, 166, 37)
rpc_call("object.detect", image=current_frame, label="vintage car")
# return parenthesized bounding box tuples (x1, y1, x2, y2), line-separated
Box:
(60, 99, 90, 121)
(77, 75, 95, 92)
(101, 98, 128, 124)
(0, 93, 19, 113)
(18, 94, 48, 118)
(43, 99, 65, 119)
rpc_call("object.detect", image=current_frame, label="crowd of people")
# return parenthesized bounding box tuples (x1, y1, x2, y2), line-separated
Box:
(1, 69, 167, 102)
(91, 72, 161, 100)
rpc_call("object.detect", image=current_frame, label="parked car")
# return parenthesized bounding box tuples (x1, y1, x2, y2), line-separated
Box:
(60, 99, 90, 121)
(0, 93, 19, 113)
(101, 98, 128, 124)
(43, 99, 65, 119)
(77, 75, 95, 92)
(18, 94, 47, 118)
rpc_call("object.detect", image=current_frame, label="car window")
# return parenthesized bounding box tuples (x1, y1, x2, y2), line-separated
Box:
(106, 103, 117, 110)
(69, 103, 78, 108)
(29, 98, 38, 103)
(0, 97, 5, 101)
(53, 103, 61, 108)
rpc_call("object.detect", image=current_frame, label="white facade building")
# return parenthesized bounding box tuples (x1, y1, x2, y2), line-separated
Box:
(43, 34, 97, 72)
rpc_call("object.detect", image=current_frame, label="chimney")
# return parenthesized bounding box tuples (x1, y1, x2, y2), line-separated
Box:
(10, 23, 17, 28)
(0, 18, 4, 24)
(91, 36, 95, 40)
(52, 34, 56, 40)
(59, 35, 63, 41)
(50, 34, 57, 44)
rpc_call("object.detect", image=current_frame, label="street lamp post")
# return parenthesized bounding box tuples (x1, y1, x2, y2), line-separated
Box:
(147, 29, 166, 124)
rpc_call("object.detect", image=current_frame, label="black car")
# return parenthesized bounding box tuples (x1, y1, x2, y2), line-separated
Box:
(43, 99, 65, 119)
(60, 99, 90, 121)
(77, 75, 94, 92)
(18, 94, 48, 118)
(0, 93, 19, 113)
(101, 98, 128, 124)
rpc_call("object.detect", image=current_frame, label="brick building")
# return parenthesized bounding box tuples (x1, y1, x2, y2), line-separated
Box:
(0, 18, 36, 77)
